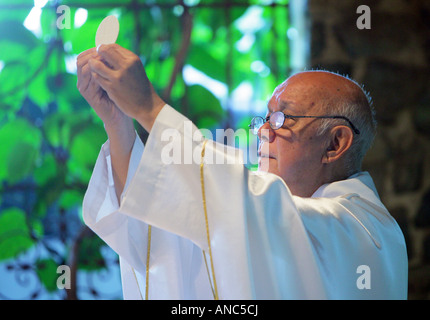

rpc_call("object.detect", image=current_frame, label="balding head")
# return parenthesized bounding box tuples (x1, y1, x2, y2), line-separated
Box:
(277, 70, 372, 114)
(259, 70, 376, 196)
(302, 71, 375, 173)
(279, 70, 375, 172)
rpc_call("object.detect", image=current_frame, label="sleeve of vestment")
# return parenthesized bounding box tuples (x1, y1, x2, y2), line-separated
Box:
(82, 134, 152, 277)
(83, 104, 407, 299)
(113, 105, 328, 299)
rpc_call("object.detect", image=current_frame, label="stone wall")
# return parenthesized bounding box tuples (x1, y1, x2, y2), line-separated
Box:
(308, 0, 430, 299)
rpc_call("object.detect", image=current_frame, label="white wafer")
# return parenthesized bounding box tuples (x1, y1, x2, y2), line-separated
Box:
(95, 15, 119, 48)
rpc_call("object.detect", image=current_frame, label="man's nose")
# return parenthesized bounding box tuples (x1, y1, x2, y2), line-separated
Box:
(258, 122, 275, 142)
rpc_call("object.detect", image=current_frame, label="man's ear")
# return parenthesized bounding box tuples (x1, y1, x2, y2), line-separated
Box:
(321, 126, 354, 164)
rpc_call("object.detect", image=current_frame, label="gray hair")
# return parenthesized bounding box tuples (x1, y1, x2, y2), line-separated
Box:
(315, 78, 377, 177)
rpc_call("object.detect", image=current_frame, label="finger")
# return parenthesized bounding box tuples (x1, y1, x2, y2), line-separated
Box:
(86, 76, 103, 101)
(77, 47, 96, 59)
(92, 71, 111, 94)
(77, 64, 92, 93)
(77, 48, 97, 69)
(97, 44, 125, 69)
(77, 51, 98, 77)
(89, 58, 115, 79)
(88, 75, 100, 93)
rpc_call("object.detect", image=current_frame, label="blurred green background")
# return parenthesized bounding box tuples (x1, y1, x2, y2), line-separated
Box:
(0, 0, 295, 299)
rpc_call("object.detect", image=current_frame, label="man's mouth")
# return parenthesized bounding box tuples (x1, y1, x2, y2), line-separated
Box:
(258, 152, 276, 159)
(258, 142, 276, 159)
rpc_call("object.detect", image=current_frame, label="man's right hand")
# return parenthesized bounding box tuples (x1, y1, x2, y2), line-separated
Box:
(77, 47, 136, 201)
(76, 47, 130, 129)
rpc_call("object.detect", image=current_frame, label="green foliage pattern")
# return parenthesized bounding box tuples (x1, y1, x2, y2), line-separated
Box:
(0, 0, 291, 299)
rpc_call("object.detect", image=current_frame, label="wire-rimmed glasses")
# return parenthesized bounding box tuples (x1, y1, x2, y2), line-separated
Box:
(249, 111, 360, 135)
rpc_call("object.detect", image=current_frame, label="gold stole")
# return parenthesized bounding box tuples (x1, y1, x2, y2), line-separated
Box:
(132, 139, 219, 300)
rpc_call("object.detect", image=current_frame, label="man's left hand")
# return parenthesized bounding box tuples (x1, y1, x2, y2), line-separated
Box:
(88, 44, 165, 132)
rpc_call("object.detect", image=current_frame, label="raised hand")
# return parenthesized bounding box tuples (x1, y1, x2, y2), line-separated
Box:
(76, 47, 129, 128)
(77, 46, 138, 200)
(87, 44, 165, 132)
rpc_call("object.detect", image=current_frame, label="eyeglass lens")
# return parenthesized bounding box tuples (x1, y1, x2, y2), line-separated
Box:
(251, 117, 263, 135)
(270, 112, 284, 129)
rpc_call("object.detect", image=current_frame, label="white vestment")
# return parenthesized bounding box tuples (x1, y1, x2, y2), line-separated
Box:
(83, 104, 408, 300)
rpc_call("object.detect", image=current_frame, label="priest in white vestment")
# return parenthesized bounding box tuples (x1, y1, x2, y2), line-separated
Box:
(77, 44, 408, 300)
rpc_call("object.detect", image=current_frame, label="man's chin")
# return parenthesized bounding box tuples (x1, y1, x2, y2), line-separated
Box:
(257, 158, 277, 174)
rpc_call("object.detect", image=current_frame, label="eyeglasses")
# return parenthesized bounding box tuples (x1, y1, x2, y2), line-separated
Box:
(249, 111, 360, 135)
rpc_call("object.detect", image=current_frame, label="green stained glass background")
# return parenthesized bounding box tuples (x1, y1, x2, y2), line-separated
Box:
(0, 0, 293, 299)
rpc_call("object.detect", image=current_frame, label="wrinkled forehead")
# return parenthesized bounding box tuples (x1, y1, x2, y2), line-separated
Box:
(267, 76, 318, 114)
(266, 98, 302, 115)
(267, 71, 361, 114)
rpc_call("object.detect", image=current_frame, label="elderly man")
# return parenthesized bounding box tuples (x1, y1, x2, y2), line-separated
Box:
(78, 44, 408, 299)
